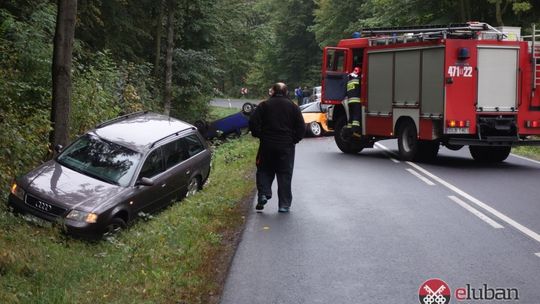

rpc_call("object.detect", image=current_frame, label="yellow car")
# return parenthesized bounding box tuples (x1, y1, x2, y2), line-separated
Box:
(300, 101, 330, 137)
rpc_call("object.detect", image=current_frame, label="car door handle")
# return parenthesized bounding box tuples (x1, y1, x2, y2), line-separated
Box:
(185, 170, 191, 175)
(161, 183, 167, 188)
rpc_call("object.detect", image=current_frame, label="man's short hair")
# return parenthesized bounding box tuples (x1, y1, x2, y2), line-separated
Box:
(272, 82, 288, 97)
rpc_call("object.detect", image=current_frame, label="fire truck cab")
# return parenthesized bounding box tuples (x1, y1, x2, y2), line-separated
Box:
(322, 22, 540, 162)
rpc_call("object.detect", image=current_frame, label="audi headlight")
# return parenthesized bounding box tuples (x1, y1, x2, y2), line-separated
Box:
(66, 210, 98, 223)
(10, 181, 25, 200)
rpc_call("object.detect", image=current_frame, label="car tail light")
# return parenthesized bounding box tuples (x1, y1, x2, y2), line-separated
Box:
(525, 120, 540, 128)
(447, 120, 470, 128)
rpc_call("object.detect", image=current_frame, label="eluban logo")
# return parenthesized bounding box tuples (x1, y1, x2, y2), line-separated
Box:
(455, 284, 519, 301)
(419, 278, 451, 304)
(419, 279, 520, 303)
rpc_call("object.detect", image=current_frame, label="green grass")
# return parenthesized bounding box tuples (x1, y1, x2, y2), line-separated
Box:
(512, 145, 540, 161)
(511, 136, 540, 161)
(0, 135, 258, 304)
(207, 106, 239, 121)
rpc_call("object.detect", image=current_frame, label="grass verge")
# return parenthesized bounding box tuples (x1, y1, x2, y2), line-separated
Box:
(0, 134, 258, 304)
(512, 144, 540, 161)
(207, 106, 239, 121)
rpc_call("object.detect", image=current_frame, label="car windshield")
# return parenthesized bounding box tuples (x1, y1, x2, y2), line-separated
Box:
(57, 134, 141, 187)
(301, 102, 321, 113)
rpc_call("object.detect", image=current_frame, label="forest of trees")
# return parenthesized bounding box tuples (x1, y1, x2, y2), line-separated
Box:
(0, 0, 539, 192)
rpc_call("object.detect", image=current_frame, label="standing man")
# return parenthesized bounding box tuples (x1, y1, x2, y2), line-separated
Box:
(302, 86, 311, 105)
(345, 66, 362, 138)
(249, 82, 305, 213)
(294, 86, 303, 105)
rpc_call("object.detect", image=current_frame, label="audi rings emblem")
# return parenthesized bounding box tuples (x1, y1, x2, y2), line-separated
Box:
(35, 201, 52, 212)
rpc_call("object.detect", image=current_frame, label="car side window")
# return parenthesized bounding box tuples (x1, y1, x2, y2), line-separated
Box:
(183, 134, 204, 158)
(139, 149, 164, 178)
(162, 139, 187, 169)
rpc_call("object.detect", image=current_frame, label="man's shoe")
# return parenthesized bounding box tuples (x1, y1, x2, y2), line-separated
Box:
(255, 195, 267, 210)
(278, 207, 290, 213)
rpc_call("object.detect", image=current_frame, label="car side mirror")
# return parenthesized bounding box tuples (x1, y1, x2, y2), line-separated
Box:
(55, 144, 63, 153)
(136, 177, 154, 187)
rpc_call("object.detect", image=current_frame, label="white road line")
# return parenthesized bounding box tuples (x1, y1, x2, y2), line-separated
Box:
(448, 196, 504, 229)
(406, 160, 540, 244)
(510, 153, 540, 166)
(535, 253, 540, 258)
(374, 142, 400, 163)
(406, 169, 436, 186)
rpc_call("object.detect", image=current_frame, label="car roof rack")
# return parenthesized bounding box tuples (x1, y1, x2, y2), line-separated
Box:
(95, 111, 149, 128)
(360, 22, 506, 45)
(150, 127, 197, 148)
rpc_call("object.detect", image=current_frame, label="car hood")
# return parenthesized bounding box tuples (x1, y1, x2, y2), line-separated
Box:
(22, 160, 125, 212)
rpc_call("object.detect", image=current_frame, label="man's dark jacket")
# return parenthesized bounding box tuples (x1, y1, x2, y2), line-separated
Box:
(249, 95, 305, 148)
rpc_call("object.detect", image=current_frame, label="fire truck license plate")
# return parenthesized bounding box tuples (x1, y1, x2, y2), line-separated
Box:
(446, 128, 469, 134)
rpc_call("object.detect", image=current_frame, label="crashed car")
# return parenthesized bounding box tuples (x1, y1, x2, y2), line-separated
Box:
(8, 112, 212, 238)
(301, 101, 331, 137)
(196, 102, 257, 139)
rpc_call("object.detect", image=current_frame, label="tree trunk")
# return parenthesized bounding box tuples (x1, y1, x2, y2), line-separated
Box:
(494, 0, 504, 26)
(164, 7, 174, 116)
(50, 0, 77, 150)
(153, 0, 164, 77)
(459, 0, 466, 22)
(465, 0, 471, 21)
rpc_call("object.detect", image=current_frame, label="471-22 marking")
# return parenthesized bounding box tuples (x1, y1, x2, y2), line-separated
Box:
(448, 66, 473, 77)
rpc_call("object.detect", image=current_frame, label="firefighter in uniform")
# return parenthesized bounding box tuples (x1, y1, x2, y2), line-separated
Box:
(344, 66, 362, 138)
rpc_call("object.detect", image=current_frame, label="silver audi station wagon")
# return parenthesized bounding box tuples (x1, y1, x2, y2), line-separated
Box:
(8, 112, 212, 237)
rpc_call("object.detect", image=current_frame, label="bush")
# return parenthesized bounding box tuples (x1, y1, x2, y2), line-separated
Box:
(0, 6, 55, 195)
(171, 49, 223, 123)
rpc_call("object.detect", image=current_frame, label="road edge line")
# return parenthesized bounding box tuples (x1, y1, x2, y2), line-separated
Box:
(374, 142, 400, 163)
(406, 168, 436, 186)
(447, 195, 504, 229)
(510, 153, 540, 166)
(406, 161, 540, 244)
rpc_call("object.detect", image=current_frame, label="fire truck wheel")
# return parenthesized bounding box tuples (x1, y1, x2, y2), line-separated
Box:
(445, 144, 464, 151)
(309, 121, 322, 137)
(334, 116, 363, 154)
(469, 146, 511, 163)
(397, 120, 418, 161)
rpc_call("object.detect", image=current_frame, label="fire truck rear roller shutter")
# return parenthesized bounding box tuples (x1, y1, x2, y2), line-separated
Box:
(394, 51, 420, 105)
(367, 52, 393, 113)
(421, 48, 444, 115)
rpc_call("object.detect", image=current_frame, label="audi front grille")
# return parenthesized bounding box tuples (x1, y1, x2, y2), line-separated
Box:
(25, 194, 67, 217)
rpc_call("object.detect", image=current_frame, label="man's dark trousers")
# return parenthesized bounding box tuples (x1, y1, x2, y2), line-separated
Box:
(256, 144, 295, 208)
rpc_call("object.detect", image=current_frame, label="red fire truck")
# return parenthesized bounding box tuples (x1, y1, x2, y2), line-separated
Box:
(322, 22, 540, 162)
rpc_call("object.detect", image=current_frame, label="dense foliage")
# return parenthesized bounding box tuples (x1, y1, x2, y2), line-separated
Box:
(1, 0, 540, 302)
(1, 0, 539, 197)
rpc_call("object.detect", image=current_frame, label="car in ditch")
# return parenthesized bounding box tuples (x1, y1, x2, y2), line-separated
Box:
(8, 111, 212, 238)
(196, 102, 257, 139)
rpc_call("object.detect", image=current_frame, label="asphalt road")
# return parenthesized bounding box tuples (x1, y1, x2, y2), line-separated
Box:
(210, 98, 261, 109)
(220, 137, 540, 304)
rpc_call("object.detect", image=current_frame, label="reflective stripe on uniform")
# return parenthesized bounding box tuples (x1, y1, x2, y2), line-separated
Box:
(352, 120, 360, 126)
(348, 97, 361, 103)
(347, 79, 360, 91)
